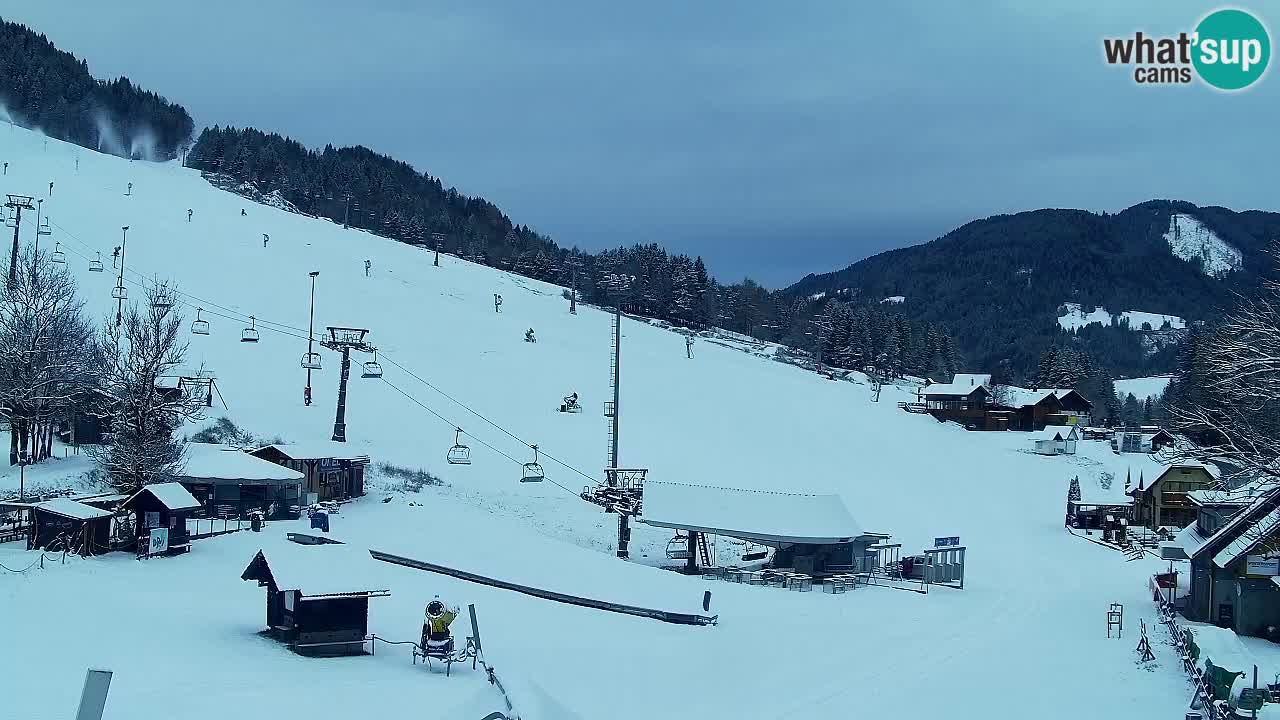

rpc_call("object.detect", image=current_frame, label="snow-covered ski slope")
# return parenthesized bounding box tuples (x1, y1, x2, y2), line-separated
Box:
(2, 126, 1189, 719)
(1164, 212, 1241, 278)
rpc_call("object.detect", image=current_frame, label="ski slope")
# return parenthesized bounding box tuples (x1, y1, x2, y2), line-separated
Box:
(1057, 302, 1185, 332)
(1, 126, 1192, 719)
(1164, 213, 1242, 278)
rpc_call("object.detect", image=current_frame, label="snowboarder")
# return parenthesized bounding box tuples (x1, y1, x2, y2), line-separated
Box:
(365, 259, 371, 277)
(263, 234, 269, 248)
(525, 328, 536, 343)
(241, 208, 247, 216)
(421, 596, 458, 655)
(686, 335, 695, 359)
(187, 209, 193, 222)
(494, 294, 503, 313)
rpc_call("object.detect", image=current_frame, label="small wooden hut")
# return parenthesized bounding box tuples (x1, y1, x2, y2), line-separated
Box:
(29, 499, 113, 555)
(123, 483, 202, 556)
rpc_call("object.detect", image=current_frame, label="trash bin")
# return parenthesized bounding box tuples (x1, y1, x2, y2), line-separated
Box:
(250, 513, 263, 532)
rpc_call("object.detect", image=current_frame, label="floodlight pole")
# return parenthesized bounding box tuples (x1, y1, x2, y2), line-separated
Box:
(610, 305, 630, 559)
(5, 194, 35, 291)
(306, 271, 319, 405)
(116, 227, 128, 326)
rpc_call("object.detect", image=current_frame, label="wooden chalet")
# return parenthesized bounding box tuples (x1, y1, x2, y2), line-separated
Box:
(241, 544, 389, 656)
(1128, 463, 1220, 530)
(123, 483, 201, 556)
(29, 499, 113, 555)
(177, 443, 305, 520)
(250, 443, 371, 503)
(990, 386, 1068, 431)
(1050, 389, 1093, 427)
(921, 374, 1011, 430)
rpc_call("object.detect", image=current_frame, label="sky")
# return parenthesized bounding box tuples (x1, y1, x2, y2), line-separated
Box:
(8, 1, 1278, 286)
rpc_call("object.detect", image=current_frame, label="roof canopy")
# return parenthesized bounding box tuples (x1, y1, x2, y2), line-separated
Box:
(35, 498, 112, 520)
(640, 481, 863, 545)
(180, 443, 304, 484)
(257, 442, 371, 463)
(125, 482, 201, 511)
(241, 543, 387, 597)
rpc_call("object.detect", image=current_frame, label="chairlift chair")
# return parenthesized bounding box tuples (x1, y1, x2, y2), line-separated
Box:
(241, 316, 259, 343)
(111, 284, 127, 300)
(88, 252, 103, 272)
(151, 292, 174, 310)
(300, 352, 322, 370)
(446, 428, 471, 465)
(361, 348, 383, 378)
(191, 308, 210, 336)
(36, 218, 50, 236)
(520, 445, 545, 483)
(50, 242, 65, 264)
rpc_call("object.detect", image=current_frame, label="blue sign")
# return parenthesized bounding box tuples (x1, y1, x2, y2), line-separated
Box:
(934, 536, 960, 547)
(310, 512, 329, 533)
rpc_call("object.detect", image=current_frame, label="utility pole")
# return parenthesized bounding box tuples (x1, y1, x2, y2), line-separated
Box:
(432, 232, 444, 267)
(608, 306, 630, 559)
(116, 226, 128, 326)
(570, 267, 577, 314)
(343, 194, 352, 229)
(5, 194, 34, 290)
(306, 271, 319, 405)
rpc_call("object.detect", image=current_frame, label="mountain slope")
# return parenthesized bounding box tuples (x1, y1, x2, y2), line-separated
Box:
(786, 200, 1278, 379)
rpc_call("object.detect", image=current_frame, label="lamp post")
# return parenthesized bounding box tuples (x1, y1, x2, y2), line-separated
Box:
(116, 226, 128, 326)
(306, 271, 319, 405)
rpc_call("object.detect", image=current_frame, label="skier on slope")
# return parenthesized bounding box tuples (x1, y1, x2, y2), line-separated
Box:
(263, 234, 269, 247)
(525, 328, 536, 343)
(421, 596, 459, 655)
(241, 208, 247, 216)
(188, 209, 193, 222)
(365, 259, 371, 277)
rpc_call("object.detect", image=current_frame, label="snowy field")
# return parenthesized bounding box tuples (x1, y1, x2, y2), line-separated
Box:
(0, 127, 1194, 719)
(1164, 213, 1242, 278)
(1057, 302, 1186, 332)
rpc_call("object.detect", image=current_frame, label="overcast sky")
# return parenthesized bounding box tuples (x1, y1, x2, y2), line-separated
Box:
(10, 1, 1277, 285)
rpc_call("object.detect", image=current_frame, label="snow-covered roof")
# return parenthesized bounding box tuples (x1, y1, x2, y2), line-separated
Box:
(35, 498, 112, 520)
(242, 543, 385, 596)
(1188, 478, 1268, 508)
(260, 442, 371, 463)
(640, 481, 863, 545)
(992, 385, 1056, 408)
(1034, 424, 1078, 442)
(180, 443, 303, 484)
(923, 373, 991, 397)
(125, 482, 201, 511)
(1214, 503, 1280, 568)
(1172, 523, 1211, 559)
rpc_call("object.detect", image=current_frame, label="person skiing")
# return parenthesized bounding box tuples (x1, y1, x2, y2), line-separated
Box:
(48, 181, 53, 197)
(494, 294, 503, 313)
(421, 596, 458, 655)
(364, 259, 371, 277)
(187, 209, 193, 222)
(241, 208, 247, 216)
(263, 234, 269, 247)
(525, 328, 536, 343)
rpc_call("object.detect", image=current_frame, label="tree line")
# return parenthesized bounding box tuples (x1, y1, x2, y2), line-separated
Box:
(0, 18, 193, 160)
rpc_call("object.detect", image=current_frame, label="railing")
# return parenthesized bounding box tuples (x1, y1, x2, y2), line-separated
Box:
(188, 517, 249, 539)
(1149, 577, 1231, 719)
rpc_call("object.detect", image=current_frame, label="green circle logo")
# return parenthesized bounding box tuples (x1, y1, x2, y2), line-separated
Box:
(1193, 9, 1270, 90)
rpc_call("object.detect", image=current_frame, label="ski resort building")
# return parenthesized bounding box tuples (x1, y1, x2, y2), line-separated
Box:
(28, 499, 113, 555)
(250, 444, 370, 503)
(1112, 428, 1175, 454)
(1128, 463, 1219, 530)
(122, 482, 202, 556)
(639, 481, 887, 577)
(921, 374, 1009, 430)
(1032, 425, 1079, 455)
(1176, 488, 1280, 639)
(241, 544, 390, 656)
(177, 443, 305, 520)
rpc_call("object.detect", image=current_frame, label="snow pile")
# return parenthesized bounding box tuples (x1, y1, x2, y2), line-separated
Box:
(1057, 303, 1186, 332)
(1115, 376, 1173, 401)
(880, 295, 905, 304)
(1164, 213, 1242, 277)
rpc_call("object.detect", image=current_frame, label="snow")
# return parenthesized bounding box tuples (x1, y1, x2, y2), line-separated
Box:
(922, 373, 991, 396)
(1034, 425, 1078, 442)
(640, 481, 863, 544)
(34, 497, 113, 520)
(880, 295, 904, 304)
(181, 443, 303, 482)
(126, 482, 200, 511)
(993, 385, 1055, 408)
(1164, 213, 1242, 278)
(1115, 376, 1173, 402)
(246, 542, 386, 595)
(1214, 504, 1280, 568)
(263, 441, 372, 461)
(0, 125, 1196, 720)
(1057, 303, 1186, 332)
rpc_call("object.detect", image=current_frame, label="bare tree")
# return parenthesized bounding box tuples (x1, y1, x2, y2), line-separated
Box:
(0, 248, 97, 465)
(88, 283, 205, 492)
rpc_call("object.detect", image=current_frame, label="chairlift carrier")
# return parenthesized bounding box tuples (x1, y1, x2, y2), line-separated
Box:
(300, 352, 322, 370)
(191, 308, 210, 336)
(241, 316, 259, 343)
(111, 284, 128, 300)
(88, 252, 103, 272)
(521, 444, 545, 483)
(447, 428, 471, 465)
(50, 242, 65, 263)
(361, 348, 383, 378)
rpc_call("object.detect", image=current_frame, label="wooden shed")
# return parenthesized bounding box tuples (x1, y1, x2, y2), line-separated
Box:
(29, 499, 113, 556)
(250, 443, 371, 503)
(178, 443, 305, 520)
(123, 483, 201, 556)
(241, 544, 389, 656)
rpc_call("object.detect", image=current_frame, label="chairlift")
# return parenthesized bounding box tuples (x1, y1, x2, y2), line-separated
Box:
(111, 284, 128, 300)
(50, 242, 65, 264)
(151, 291, 174, 310)
(361, 348, 383, 379)
(88, 252, 103, 272)
(191, 308, 210, 336)
(36, 218, 50, 236)
(520, 445, 545, 483)
(241, 316, 259, 343)
(300, 352, 322, 370)
(446, 428, 471, 465)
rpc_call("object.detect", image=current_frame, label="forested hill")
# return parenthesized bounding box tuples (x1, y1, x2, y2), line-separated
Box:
(0, 18, 193, 159)
(786, 201, 1280, 381)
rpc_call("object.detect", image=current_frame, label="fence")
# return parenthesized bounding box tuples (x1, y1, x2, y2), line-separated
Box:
(188, 517, 249, 539)
(1149, 576, 1232, 720)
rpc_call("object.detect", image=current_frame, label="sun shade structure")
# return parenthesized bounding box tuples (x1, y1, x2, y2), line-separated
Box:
(640, 481, 862, 546)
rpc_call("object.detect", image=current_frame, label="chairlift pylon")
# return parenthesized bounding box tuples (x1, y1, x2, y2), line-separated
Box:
(447, 428, 471, 466)
(50, 242, 65, 264)
(241, 316, 259, 343)
(88, 252, 103, 272)
(191, 308, 210, 336)
(521, 444, 545, 483)
(300, 352, 322, 370)
(111, 284, 127, 300)
(361, 348, 383, 378)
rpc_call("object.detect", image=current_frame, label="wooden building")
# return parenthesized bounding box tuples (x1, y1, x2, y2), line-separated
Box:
(1177, 488, 1280, 639)
(991, 386, 1068, 431)
(1032, 424, 1079, 455)
(29, 499, 113, 555)
(1050, 389, 1094, 427)
(1128, 463, 1219, 530)
(178, 443, 305, 520)
(1112, 428, 1176, 454)
(921, 374, 1009, 430)
(122, 483, 201, 556)
(240, 544, 389, 656)
(250, 443, 371, 503)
